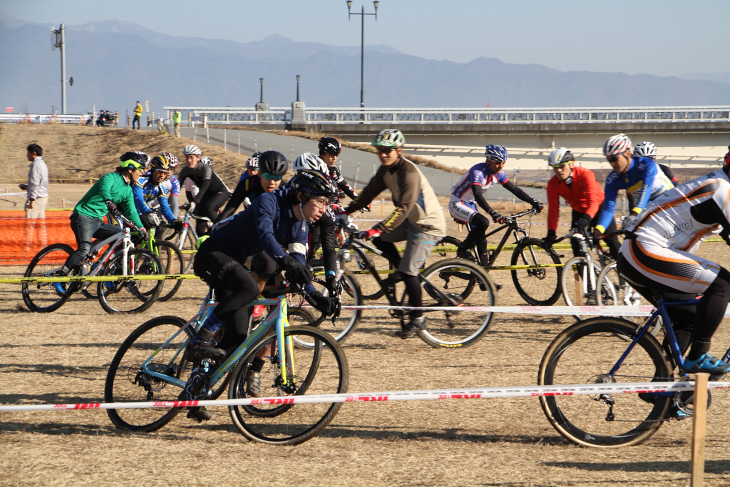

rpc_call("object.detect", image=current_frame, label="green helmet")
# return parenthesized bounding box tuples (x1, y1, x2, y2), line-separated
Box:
(119, 151, 149, 170)
(372, 129, 405, 149)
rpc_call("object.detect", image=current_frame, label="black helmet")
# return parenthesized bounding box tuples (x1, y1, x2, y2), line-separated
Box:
(318, 137, 342, 156)
(290, 169, 338, 202)
(258, 150, 288, 176)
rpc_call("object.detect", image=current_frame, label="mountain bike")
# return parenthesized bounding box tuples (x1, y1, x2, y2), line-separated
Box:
(538, 291, 714, 447)
(161, 205, 210, 273)
(336, 227, 497, 348)
(105, 282, 349, 445)
(437, 208, 562, 306)
(22, 212, 164, 314)
(138, 222, 184, 302)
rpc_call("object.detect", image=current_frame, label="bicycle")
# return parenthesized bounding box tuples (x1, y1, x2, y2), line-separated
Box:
(104, 281, 349, 445)
(162, 205, 211, 273)
(538, 291, 715, 447)
(22, 212, 164, 314)
(437, 209, 562, 306)
(138, 222, 185, 302)
(335, 226, 497, 348)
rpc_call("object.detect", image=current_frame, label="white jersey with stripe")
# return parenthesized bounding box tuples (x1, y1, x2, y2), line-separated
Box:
(631, 169, 730, 252)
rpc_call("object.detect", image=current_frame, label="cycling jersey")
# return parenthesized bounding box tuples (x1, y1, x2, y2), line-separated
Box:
(132, 176, 176, 223)
(328, 165, 357, 200)
(161, 175, 181, 196)
(348, 156, 446, 237)
(74, 172, 144, 228)
(596, 156, 673, 232)
(451, 163, 509, 201)
(178, 164, 231, 204)
(210, 188, 308, 269)
(547, 166, 604, 232)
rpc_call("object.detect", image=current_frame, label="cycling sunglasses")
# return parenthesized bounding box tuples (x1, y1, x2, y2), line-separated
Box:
(262, 172, 283, 181)
(376, 147, 395, 154)
(607, 154, 621, 163)
(550, 161, 571, 169)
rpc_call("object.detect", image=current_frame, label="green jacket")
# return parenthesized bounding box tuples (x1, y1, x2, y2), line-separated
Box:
(173, 111, 181, 124)
(74, 172, 144, 228)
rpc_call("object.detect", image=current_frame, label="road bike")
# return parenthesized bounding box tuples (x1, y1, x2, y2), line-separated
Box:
(538, 291, 715, 447)
(161, 206, 210, 273)
(437, 208, 562, 306)
(336, 227, 497, 348)
(138, 222, 184, 302)
(22, 212, 164, 314)
(105, 282, 349, 445)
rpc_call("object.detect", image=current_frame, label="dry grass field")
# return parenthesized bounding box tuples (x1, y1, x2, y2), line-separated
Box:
(2, 206, 730, 487)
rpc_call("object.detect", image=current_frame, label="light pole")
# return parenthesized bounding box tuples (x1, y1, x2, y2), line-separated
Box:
(52, 24, 67, 114)
(296, 75, 301, 102)
(346, 1, 379, 108)
(259, 78, 264, 104)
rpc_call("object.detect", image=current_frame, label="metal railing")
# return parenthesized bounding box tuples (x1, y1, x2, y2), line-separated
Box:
(163, 106, 730, 125)
(0, 114, 89, 124)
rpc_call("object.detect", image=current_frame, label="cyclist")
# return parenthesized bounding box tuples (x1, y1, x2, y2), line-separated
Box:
(55, 152, 149, 289)
(543, 147, 620, 259)
(177, 145, 231, 236)
(627, 141, 678, 209)
(616, 157, 730, 375)
(341, 129, 447, 338)
(318, 137, 358, 200)
(239, 152, 261, 182)
(595, 133, 673, 238)
(159, 152, 181, 218)
(132, 155, 181, 231)
(188, 165, 337, 411)
(449, 144, 543, 263)
(216, 152, 284, 223)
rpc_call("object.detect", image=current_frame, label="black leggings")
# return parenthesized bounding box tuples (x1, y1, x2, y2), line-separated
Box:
(193, 239, 260, 352)
(462, 213, 490, 259)
(194, 191, 229, 235)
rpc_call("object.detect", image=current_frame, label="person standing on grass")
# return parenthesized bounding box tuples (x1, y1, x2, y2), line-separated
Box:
(133, 101, 142, 129)
(173, 109, 181, 138)
(19, 143, 49, 219)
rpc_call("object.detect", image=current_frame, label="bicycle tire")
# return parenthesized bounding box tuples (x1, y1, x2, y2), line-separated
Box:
(22, 243, 74, 313)
(105, 316, 193, 432)
(228, 325, 349, 445)
(97, 249, 164, 314)
(561, 256, 613, 320)
(292, 264, 362, 349)
(177, 228, 198, 273)
(151, 240, 184, 302)
(434, 236, 466, 261)
(417, 258, 496, 348)
(342, 246, 393, 301)
(538, 317, 672, 447)
(510, 238, 562, 306)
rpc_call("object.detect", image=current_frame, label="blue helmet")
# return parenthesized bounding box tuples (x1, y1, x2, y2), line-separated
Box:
(485, 144, 508, 163)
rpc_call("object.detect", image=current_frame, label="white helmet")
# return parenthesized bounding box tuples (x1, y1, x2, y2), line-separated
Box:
(183, 145, 201, 156)
(547, 147, 574, 167)
(603, 134, 632, 157)
(200, 156, 212, 165)
(293, 152, 328, 173)
(633, 141, 657, 159)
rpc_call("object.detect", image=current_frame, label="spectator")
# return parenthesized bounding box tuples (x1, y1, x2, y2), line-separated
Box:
(106, 110, 115, 126)
(133, 101, 142, 130)
(19, 143, 49, 218)
(173, 109, 182, 138)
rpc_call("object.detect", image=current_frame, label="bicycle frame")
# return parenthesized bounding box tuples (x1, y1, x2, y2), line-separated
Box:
(81, 218, 136, 281)
(140, 293, 297, 393)
(460, 209, 538, 267)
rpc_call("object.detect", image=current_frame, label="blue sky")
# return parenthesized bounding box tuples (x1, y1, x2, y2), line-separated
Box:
(2, 0, 729, 77)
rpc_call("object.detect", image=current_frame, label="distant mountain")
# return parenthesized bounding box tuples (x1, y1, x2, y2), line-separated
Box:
(1, 10, 729, 116)
(680, 71, 730, 85)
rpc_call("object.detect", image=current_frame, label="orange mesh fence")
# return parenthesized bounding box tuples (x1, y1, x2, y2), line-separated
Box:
(0, 211, 75, 266)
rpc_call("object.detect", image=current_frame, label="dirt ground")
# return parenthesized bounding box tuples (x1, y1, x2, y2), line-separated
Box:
(2, 199, 730, 486)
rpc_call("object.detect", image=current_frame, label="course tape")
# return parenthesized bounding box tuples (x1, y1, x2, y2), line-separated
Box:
(0, 274, 201, 284)
(333, 304, 655, 317)
(2, 381, 729, 413)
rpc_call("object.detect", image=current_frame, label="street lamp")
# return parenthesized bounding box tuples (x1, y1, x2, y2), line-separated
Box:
(259, 78, 264, 103)
(296, 75, 301, 102)
(346, 1, 379, 108)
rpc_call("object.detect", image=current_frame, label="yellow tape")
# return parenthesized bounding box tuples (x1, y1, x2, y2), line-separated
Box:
(0, 274, 201, 284)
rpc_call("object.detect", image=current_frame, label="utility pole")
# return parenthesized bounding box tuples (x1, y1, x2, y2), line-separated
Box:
(346, 2, 379, 108)
(52, 24, 67, 114)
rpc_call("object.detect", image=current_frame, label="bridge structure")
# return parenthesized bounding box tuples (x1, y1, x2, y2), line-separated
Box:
(164, 105, 730, 170)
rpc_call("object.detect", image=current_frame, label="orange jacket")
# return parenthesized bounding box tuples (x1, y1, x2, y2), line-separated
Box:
(546, 166, 604, 231)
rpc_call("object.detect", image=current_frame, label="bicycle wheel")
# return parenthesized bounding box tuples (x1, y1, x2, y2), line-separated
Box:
(292, 265, 362, 349)
(511, 238, 562, 306)
(97, 249, 164, 314)
(417, 258, 496, 348)
(538, 317, 673, 447)
(561, 256, 609, 320)
(151, 240, 184, 302)
(341, 246, 393, 301)
(21, 243, 74, 313)
(228, 325, 349, 445)
(596, 262, 661, 335)
(105, 316, 194, 432)
(177, 228, 198, 273)
(434, 236, 465, 260)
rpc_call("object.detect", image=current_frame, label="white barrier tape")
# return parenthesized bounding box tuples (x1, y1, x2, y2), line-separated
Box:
(2, 381, 728, 413)
(338, 304, 658, 317)
(0, 192, 26, 197)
